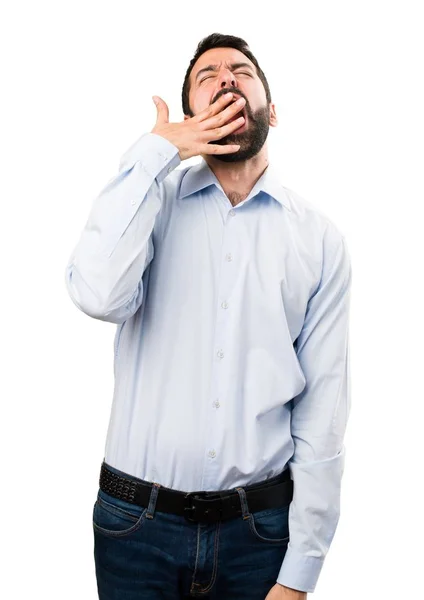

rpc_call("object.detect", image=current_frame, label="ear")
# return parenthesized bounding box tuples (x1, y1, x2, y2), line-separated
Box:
(269, 102, 278, 128)
(184, 114, 190, 121)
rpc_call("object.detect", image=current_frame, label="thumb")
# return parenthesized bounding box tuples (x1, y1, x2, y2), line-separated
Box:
(152, 96, 169, 124)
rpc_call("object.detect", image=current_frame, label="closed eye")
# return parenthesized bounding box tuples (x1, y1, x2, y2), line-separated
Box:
(200, 72, 252, 84)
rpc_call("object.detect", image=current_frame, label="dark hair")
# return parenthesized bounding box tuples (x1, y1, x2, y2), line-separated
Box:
(181, 33, 272, 116)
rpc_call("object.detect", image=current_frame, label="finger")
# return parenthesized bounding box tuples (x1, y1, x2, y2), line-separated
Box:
(200, 114, 245, 142)
(201, 97, 246, 131)
(200, 143, 241, 155)
(195, 92, 236, 123)
(199, 144, 240, 154)
(153, 96, 169, 124)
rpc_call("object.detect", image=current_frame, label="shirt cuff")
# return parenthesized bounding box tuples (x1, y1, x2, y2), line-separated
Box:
(276, 545, 325, 593)
(118, 132, 181, 183)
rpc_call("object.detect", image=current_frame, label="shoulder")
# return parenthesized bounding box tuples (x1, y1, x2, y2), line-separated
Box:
(282, 185, 349, 252)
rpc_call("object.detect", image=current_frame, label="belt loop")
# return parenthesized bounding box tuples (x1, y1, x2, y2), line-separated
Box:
(235, 487, 250, 520)
(145, 482, 161, 519)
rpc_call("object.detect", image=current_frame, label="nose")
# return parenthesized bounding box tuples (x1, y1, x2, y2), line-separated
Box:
(218, 68, 237, 91)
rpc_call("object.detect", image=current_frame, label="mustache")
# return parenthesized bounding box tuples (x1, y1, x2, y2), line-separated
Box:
(213, 88, 247, 103)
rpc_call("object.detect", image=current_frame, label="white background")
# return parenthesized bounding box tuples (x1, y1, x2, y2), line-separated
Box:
(1, 1, 423, 598)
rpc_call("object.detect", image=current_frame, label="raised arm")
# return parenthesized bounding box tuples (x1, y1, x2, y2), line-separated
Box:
(64, 132, 181, 323)
(64, 92, 248, 324)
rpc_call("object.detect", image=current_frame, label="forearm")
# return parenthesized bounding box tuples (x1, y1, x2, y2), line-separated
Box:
(64, 132, 180, 323)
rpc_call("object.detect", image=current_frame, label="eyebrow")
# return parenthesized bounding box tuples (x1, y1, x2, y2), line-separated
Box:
(195, 62, 255, 82)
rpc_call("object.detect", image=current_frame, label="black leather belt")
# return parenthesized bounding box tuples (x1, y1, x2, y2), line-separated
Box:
(99, 461, 293, 524)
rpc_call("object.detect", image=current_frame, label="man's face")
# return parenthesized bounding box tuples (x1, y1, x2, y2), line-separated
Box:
(185, 47, 277, 163)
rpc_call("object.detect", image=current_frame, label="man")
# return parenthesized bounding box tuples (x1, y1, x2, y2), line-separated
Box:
(65, 33, 352, 599)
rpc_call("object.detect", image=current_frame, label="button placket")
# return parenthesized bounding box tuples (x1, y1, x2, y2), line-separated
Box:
(204, 202, 238, 473)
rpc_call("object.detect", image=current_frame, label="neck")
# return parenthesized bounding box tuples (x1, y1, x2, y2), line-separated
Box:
(203, 145, 270, 207)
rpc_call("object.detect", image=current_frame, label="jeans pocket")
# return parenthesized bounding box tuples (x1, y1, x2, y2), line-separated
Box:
(92, 489, 149, 538)
(247, 504, 290, 544)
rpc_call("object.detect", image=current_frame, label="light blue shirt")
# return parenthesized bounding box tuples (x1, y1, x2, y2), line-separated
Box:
(65, 131, 352, 593)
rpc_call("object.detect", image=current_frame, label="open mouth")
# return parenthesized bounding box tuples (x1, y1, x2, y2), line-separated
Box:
(228, 99, 247, 123)
(229, 109, 246, 122)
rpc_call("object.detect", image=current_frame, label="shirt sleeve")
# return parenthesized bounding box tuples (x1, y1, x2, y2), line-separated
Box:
(276, 224, 353, 593)
(64, 132, 181, 324)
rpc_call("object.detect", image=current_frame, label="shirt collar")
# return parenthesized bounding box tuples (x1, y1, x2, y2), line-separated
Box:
(178, 159, 292, 211)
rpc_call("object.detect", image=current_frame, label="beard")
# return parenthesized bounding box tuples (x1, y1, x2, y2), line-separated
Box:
(208, 103, 270, 163)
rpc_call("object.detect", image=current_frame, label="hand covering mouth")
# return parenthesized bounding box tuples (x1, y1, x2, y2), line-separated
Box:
(228, 98, 247, 122)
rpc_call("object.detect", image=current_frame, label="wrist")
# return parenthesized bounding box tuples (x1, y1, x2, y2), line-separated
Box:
(277, 582, 307, 598)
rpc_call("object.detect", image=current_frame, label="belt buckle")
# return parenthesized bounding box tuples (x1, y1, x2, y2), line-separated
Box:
(184, 491, 222, 523)
(184, 492, 206, 522)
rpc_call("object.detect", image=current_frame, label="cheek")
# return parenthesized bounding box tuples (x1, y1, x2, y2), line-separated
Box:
(194, 94, 213, 115)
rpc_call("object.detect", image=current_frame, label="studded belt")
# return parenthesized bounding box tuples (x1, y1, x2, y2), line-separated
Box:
(99, 461, 293, 524)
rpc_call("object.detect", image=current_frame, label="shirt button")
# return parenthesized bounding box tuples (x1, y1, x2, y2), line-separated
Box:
(213, 400, 220, 408)
(208, 450, 216, 458)
(131, 199, 136, 205)
(167, 166, 172, 173)
(225, 253, 232, 262)
(221, 301, 228, 309)
(229, 209, 236, 217)
(217, 349, 224, 359)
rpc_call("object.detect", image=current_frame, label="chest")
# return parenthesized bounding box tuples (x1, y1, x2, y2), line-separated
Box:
(150, 191, 320, 341)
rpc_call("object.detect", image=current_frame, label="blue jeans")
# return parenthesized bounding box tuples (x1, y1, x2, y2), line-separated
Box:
(93, 461, 290, 599)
